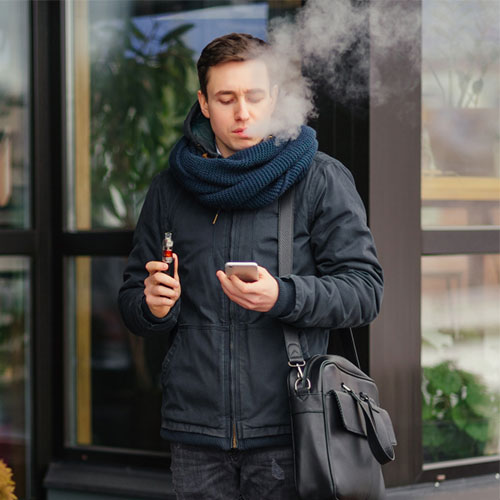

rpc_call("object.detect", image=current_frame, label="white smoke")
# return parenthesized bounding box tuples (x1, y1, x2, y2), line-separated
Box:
(247, 0, 421, 141)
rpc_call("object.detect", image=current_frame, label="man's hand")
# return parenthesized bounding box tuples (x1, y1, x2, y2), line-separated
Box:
(144, 254, 181, 318)
(216, 265, 278, 312)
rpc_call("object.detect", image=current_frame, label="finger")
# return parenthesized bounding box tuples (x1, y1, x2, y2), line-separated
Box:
(228, 274, 256, 293)
(153, 269, 180, 289)
(153, 284, 180, 298)
(217, 271, 245, 298)
(146, 260, 168, 274)
(219, 277, 257, 309)
(146, 295, 177, 308)
(173, 253, 180, 281)
(257, 266, 269, 279)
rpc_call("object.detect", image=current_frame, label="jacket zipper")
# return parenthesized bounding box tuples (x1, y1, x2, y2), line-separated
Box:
(228, 212, 238, 449)
(229, 312, 238, 448)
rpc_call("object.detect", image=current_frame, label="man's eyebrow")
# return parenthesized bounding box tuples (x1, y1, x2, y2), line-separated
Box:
(214, 90, 235, 97)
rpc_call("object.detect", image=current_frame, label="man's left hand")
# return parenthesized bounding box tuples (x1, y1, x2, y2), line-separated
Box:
(216, 266, 279, 312)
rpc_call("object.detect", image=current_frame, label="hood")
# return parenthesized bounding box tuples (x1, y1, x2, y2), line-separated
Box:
(183, 101, 219, 157)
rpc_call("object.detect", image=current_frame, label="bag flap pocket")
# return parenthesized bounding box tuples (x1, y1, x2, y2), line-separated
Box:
(333, 390, 367, 437)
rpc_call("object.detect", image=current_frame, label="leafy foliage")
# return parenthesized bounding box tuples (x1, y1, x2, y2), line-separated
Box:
(0, 459, 17, 500)
(422, 360, 500, 462)
(89, 20, 198, 228)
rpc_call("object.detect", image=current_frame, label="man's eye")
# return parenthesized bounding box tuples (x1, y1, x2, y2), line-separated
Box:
(247, 96, 263, 103)
(220, 99, 233, 105)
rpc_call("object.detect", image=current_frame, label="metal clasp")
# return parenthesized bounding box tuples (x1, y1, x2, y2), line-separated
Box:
(288, 360, 305, 379)
(289, 361, 311, 392)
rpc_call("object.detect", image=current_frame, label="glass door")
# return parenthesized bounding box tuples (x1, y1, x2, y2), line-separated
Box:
(421, 0, 500, 471)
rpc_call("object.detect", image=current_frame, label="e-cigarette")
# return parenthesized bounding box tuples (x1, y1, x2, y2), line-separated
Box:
(162, 232, 175, 277)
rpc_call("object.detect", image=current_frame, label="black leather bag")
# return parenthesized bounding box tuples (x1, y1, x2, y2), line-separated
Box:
(278, 189, 397, 500)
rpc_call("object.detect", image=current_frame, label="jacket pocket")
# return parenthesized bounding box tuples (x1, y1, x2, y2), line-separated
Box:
(161, 325, 227, 430)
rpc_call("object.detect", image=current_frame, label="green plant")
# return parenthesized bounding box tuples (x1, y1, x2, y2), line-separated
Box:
(90, 21, 198, 228)
(422, 360, 500, 463)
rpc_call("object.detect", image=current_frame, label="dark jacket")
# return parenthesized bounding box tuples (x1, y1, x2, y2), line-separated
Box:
(118, 113, 383, 450)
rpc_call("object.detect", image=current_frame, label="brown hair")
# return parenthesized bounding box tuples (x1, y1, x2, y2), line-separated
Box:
(197, 33, 269, 97)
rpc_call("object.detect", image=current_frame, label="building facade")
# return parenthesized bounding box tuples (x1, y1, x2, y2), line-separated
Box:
(0, 0, 499, 498)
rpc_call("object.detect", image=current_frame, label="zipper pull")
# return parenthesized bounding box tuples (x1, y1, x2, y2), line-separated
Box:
(212, 210, 220, 225)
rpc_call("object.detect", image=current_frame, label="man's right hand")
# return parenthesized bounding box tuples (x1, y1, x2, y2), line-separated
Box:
(144, 254, 181, 318)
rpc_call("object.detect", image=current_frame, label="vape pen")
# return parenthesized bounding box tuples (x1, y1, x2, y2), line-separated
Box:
(162, 232, 175, 277)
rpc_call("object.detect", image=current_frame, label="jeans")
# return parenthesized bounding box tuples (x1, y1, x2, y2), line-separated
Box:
(170, 442, 299, 500)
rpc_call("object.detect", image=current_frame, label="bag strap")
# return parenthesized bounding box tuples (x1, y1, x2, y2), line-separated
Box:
(278, 188, 305, 365)
(344, 388, 396, 464)
(278, 187, 360, 369)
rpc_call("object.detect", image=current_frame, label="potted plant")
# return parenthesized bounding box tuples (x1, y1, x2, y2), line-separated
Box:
(422, 360, 500, 463)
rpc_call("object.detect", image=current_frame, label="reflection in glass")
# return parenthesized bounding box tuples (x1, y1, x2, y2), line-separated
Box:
(421, 0, 500, 228)
(421, 254, 500, 464)
(0, 256, 30, 498)
(66, 256, 170, 452)
(0, 1, 31, 228)
(66, 1, 276, 230)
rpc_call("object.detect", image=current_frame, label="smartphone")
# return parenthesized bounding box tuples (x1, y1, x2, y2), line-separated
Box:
(225, 262, 259, 282)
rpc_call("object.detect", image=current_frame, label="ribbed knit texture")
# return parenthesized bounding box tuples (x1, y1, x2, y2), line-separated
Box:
(169, 126, 318, 210)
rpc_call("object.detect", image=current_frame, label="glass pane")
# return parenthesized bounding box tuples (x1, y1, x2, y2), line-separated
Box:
(0, 256, 31, 498)
(421, 254, 500, 464)
(421, 0, 500, 228)
(65, 256, 171, 452)
(66, 0, 297, 230)
(0, 1, 31, 228)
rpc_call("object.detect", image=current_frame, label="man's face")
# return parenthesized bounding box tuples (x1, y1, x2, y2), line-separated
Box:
(197, 59, 276, 158)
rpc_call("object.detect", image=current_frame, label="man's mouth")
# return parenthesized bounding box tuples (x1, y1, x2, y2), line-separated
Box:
(233, 128, 250, 138)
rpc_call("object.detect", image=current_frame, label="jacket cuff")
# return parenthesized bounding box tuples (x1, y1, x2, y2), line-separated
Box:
(141, 295, 178, 325)
(267, 277, 295, 318)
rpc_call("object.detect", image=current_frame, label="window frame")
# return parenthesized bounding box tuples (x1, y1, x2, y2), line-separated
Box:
(369, 0, 500, 487)
(23, 1, 500, 497)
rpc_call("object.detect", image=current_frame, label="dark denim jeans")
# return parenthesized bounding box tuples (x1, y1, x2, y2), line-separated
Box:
(170, 442, 299, 500)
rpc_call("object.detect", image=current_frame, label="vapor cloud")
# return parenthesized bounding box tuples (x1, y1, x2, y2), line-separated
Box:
(248, 0, 421, 141)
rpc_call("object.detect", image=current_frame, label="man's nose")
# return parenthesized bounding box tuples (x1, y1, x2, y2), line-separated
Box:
(235, 99, 250, 121)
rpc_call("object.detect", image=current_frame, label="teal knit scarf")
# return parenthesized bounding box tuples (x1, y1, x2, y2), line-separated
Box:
(169, 126, 318, 210)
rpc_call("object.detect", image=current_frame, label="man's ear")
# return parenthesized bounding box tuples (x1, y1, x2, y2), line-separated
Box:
(197, 90, 210, 118)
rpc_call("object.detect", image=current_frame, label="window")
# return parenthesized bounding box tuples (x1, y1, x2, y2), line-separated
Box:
(422, 254, 500, 465)
(421, 0, 499, 229)
(421, 0, 500, 473)
(0, 1, 31, 229)
(0, 2, 33, 498)
(63, 0, 302, 458)
(369, 0, 499, 487)
(0, 257, 31, 499)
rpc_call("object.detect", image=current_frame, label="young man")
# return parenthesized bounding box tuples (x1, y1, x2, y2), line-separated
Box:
(119, 33, 383, 499)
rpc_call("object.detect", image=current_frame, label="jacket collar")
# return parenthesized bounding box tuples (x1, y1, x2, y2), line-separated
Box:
(183, 101, 220, 158)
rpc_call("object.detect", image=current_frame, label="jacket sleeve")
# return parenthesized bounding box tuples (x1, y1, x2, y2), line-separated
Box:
(118, 173, 180, 337)
(271, 156, 383, 329)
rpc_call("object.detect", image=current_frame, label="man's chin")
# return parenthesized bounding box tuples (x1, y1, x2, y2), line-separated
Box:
(233, 136, 262, 149)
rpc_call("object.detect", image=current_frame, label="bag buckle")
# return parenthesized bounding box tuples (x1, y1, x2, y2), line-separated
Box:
(289, 361, 311, 392)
